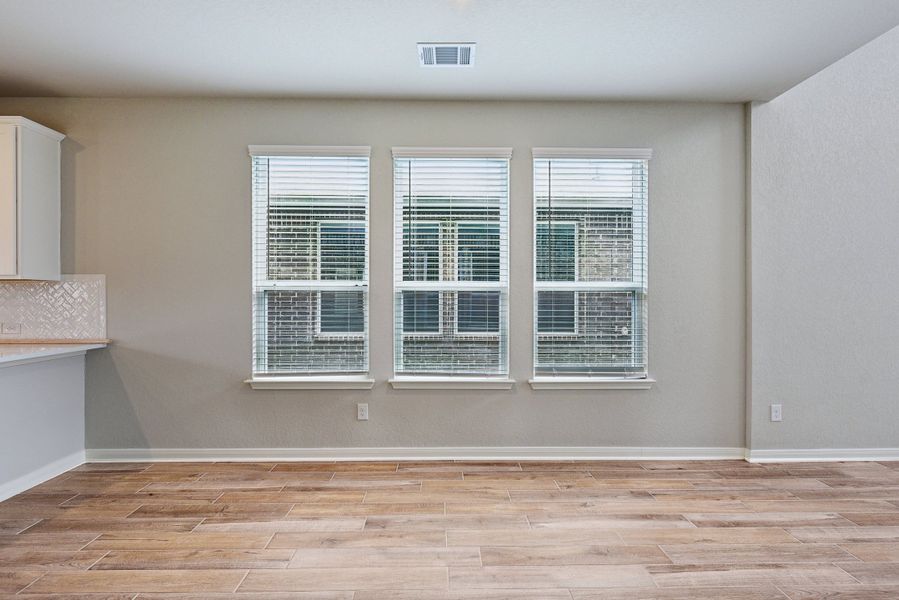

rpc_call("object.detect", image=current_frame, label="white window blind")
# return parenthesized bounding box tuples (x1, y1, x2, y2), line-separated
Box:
(251, 147, 370, 376)
(533, 149, 650, 378)
(393, 149, 511, 376)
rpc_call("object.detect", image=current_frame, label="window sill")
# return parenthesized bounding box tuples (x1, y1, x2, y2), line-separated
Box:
(528, 377, 655, 390)
(389, 377, 516, 390)
(246, 376, 375, 390)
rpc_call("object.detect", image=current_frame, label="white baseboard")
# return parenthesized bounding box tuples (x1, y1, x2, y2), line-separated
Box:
(2, 448, 893, 488)
(747, 448, 899, 463)
(85, 446, 746, 462)
(0, 450, 86, 501)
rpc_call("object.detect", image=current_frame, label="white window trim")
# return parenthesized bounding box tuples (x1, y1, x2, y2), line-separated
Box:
(528, 377, 655, 390)
(389, 376, 515, 390)
(532, 147, 652, 160)
(249, 145, 371, 157)
(392, 147, 512, 159)
(246, 376, 375, 390)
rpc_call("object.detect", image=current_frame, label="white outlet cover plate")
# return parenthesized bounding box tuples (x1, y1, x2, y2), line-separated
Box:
(770, 404, 783, 422)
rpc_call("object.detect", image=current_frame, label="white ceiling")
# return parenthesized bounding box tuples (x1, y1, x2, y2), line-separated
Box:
(2, 0, 898, 102)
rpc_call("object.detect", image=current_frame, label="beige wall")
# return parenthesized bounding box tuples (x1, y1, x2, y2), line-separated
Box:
(749, 26, 899, 452)
(0, 98, 746, 451)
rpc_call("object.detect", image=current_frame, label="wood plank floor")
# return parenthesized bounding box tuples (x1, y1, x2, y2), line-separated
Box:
(2, 460, 899, 598)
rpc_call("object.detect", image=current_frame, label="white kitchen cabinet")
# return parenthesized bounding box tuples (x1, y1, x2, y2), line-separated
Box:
(0, 117, 65, 280)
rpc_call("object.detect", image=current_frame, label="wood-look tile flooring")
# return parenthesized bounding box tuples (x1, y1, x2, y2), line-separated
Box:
(2, 460, 899, 598)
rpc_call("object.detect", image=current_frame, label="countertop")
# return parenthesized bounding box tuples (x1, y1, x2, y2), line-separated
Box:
(0, 344, 107, 368)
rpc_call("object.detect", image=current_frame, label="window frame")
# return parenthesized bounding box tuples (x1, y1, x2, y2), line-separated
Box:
(247, 146, 372, 387)
(391, 147, 512, 382)
(530, 148, 652, 384)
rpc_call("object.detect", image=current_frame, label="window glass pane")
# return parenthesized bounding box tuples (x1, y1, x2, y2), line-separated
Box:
(535, 290, 643, 375)
(396, 290, 507, 375)
(457, 291, 499, 333)
(402, 223, 440, 281)
(320, 223, 365, 280)
(402, 291, 440, 333)
(458, 223, 499, 281)
(259, 289, 368, 373)
(536, 290, 575, 333)
(536, 223, 576, 281)
(319, 290, 364, 333)
(265, 156, 368, 282)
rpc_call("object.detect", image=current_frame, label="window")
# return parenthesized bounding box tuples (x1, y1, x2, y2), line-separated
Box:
(250, 147, 370, 377)
(393, 149, 511, 377)
(533, 148, 650, 379)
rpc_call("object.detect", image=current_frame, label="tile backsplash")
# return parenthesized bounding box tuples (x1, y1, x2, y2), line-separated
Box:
(0, 275, 106, 340)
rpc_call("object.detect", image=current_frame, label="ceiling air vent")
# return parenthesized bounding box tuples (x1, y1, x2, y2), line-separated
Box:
(418, 43, 476, 67)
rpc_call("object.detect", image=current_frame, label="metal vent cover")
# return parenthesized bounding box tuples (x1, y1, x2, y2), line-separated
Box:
(418, 43, 476, 67)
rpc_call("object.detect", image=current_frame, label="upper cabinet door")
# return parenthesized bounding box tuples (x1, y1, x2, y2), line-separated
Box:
(0, 118, 64, 280)
(0, 124, 16, 277)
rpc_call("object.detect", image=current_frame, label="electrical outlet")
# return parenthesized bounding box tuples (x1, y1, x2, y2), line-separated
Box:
(0, 322, 22, 335)
(357, 403, 369, 421)
(770, 404, 783, 422)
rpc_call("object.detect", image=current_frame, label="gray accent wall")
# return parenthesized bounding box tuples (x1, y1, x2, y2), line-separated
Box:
(749, 27, 899, 450)
(0, 98, 746, 451)
(1, 356, 85, 496)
